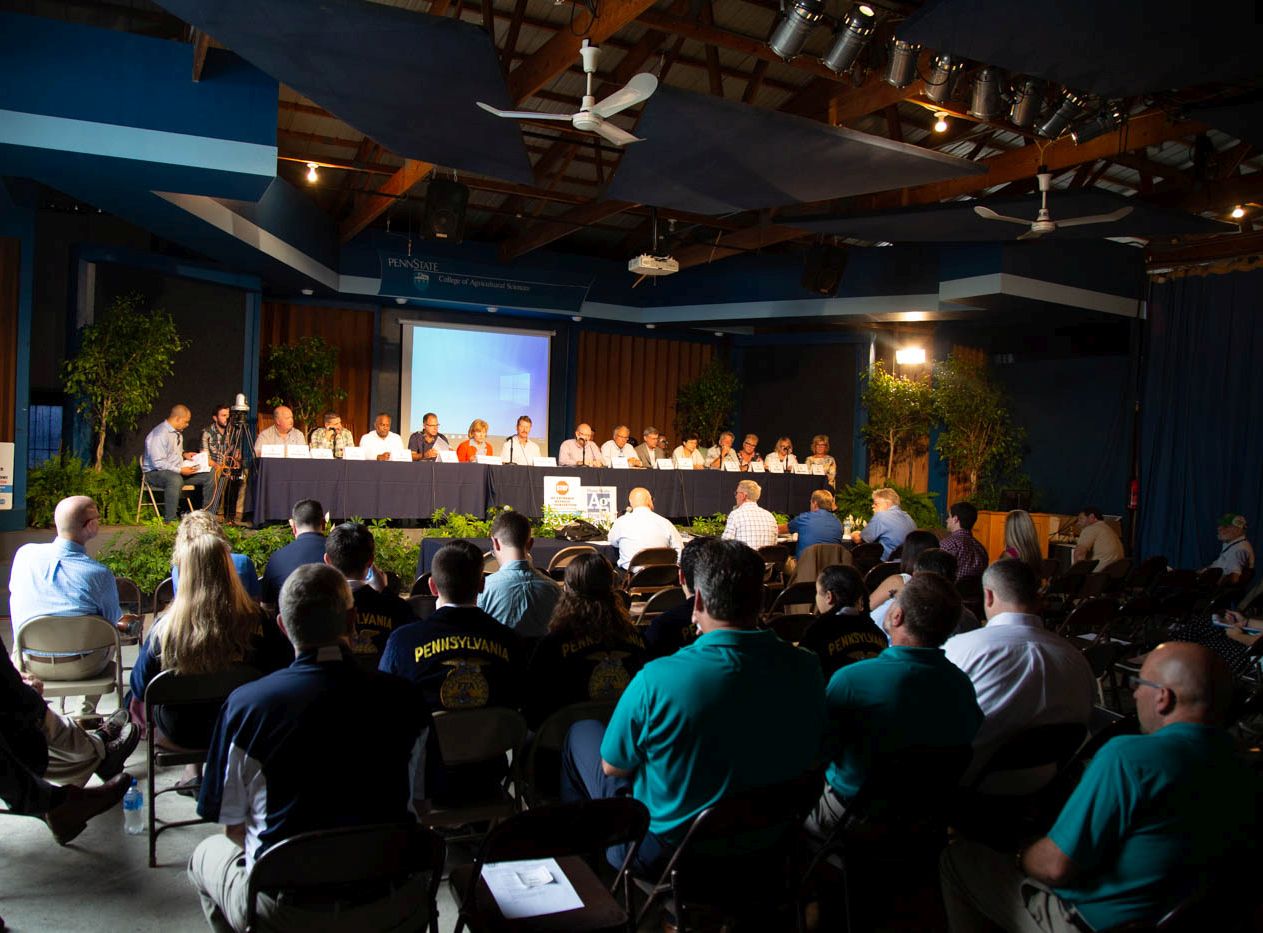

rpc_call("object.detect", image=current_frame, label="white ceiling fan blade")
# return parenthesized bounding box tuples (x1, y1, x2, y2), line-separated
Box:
(592, 72, 658, 118)
(1053, 206, 1135, 228)
(1016, 229, 1043, 240)
(592, 119, 643, 147)
(974, 205, 1035, 226)
(476, 101, 573, 121)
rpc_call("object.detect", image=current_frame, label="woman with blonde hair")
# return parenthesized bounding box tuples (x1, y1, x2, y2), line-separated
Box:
(805, 434, 837, 487)
(457, 418, 493, 462)
(1003, 509, 1044, 573)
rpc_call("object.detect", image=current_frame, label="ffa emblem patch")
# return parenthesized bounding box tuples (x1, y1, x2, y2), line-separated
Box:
(587, 651, 631, 699)
(440, 659, 490, 708)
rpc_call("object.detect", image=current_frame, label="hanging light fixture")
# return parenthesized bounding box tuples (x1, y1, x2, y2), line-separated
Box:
(933, 112, 949, 133)
(1037, 90, 1088, 139)
(968, 66, 1001, 121)
(1070, 101, 1126, 145)
(1008, 77, 1043, 129)
(885, 39, 920, 88)
(821, 4, 877, 75)
(306, 162, 319, 183)
(1231, 205, 1246, 219)
(924, 54, 962, 104)
(768, 0, 827, 61)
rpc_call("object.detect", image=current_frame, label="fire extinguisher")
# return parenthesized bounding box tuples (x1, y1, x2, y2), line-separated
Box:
(1127, 478, 1139, 510)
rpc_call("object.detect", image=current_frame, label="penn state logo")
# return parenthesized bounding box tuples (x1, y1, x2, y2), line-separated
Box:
(440, 659, 490, 709)
(413, 271, 430, 292)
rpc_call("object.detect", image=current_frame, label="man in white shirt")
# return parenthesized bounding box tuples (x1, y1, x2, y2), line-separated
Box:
(944, 559, 1095, 790)
(633, 427, 660, 469)
(558, 423, 604, 467)
(601, 425, 642, 468)
(357, 413, 406, 461)
(607, 488, 684, 570)
(500, 415, 541, 465)
(721, 480, 779, 549)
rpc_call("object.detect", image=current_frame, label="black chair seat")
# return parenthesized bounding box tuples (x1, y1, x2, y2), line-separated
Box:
(451, 855, 628, 932)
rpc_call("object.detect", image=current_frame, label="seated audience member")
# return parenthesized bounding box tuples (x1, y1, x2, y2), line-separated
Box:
(561, 539, 826, 873)
(307, 410, 354, 457)
(642, 537, 706, 659)
(940, 502, 989, 581)
(170, 510, 260, 599)
(252, 404, 306, 458)
(764, 436, 798, 473)
(190, 565, 439, 932)
(142, 404, 216, 520)
(799, 565, 886, 679)
(558, 422, 604, 467)
(358, 412, 405, 461)
(852, 486, 917, 559)
(131, 524, 286, 794)
(601, 424, 643, 468)
(943, 560, 1095, 788)
(607, 487, 684, 570)
(380, 540, 523, 710)
(500, 415, 541, 465)
(259, 499, 326, 606)
(478, 510, 560, 638)
(408, 412, 449, 461)
(780, 489, 844, 558)
(805, 434, 837, 487)
(325, 522, 411, 668)
(633, 426, 661, 469)
(0, 651, 136, 845)
(1207, 513, 1254, 585)
(721, 479, 779, 549)
(9, 495, 140, 716)
(1003, 509, 1044, 575)
(672, 434, 706, 469)
(456, 418, 494, 462)
(809, 572, 983, 836)
(941, 642, 1259, 932)
(706, 431, 740, 470)
(525, 554, 647, 727)
(869, 530, 943, 623)
(736, 433, 762, 471)
(1072, 505, 1123, 570)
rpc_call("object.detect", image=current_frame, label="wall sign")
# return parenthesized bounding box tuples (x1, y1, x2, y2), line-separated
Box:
(379, 252, 588, 312)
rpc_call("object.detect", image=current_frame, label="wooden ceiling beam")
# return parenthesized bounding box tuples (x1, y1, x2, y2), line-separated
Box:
(783, 50, 929, 122)
(191, 28, 211, 82)
(742, 60, 769, 105)
(340, 159, 434, 243)
(700, 1, 725, 97)
(501, 0, 529, 78)
(499, 199, 640, 261)
(1147, 229, 1263, 266)
(1146, 168, 1263, 214)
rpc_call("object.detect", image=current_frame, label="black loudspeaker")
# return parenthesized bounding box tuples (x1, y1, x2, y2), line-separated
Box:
(424, 179, 469, 242)
(801, 244, 849, 296)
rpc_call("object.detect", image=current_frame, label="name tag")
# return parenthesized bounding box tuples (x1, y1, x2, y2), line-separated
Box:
(674, 459, 692, 470)
(810, 464, 826, 476)
(342, 447, 366, 460)
(437, 450, 459, 463)
(656, 459, 675, 470)
(477, 454, 503, 465)
(532, 456, 557, 467)
(749, 461, 765, 473)
(310, 448, 334, 460)
(388, 449, 411, 462)
(288, 445, 312, 459)
(260, 444, 284, 458)
(765, 459, 783, 474)
(611, 456, 630, 469)
(722, 460, 740, 472)
(793, 464, 810, 475)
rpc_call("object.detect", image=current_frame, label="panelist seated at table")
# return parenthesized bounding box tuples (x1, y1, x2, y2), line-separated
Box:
(559, 423, 604, 467)
(308, 411, 354, 457)
(805, 434, 837, 487)
(407, 412, 450, 461)
(634, 427, 661, 469)
(358, 412, 406, 461)
(500, 415, 541, 465)
(254, 405, 308, 458)
(601, 425, 643, 468)
(706, 432, 740, 470)
(737, 434, 763, 472)
(764, 436, 799, 473)
(456, 419, 494, 462)
(673, 435, 706, 469)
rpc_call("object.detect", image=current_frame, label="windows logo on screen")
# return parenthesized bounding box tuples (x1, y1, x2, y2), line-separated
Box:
(500, 372, 530, 405)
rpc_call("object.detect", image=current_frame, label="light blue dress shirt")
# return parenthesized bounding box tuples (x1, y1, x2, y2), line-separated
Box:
(8, 538, 123, 634)
(477, 560, 560, 638)
(143, 420, 185, 472)
(860, 505, 917, 559)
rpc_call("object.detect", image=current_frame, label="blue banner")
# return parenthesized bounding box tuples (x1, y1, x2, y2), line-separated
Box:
(377, 251, 588, 312)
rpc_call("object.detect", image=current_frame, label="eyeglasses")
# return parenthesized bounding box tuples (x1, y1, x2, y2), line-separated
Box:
(1127, 675, 1167, 692)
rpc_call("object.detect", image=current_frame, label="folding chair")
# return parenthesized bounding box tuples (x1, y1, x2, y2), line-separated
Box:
(546, 545, 598, 581)
(864, 561, 902, 594)
(516, 700, 618, 809)
(14, 615, 124, 713)
(625, 564, 679, 601)
(1057, 597, 1119, 640)
(407, 593, 438, 620)
(246, 822, 446, 933)
(767, 581, 818, 616)
(144, 666, 261, 867)
(153, 576, 176, 619)
(757, 544, 791, 582)
(136, 456, 195, 522)
(849, 542, 883, 576)
(763, 612, 813, 645)
(789, 543, 852, 586)
(482, 550, 499, 574)
(412, 571, 432, 596)
(115, 576, 145, 672)
(635, 586, 687, 625)
(421, 707, 528, 834)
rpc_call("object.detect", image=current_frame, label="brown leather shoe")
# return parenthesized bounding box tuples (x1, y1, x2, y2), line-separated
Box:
(45, 772, 132, 845)
(94, 723, 140, 781)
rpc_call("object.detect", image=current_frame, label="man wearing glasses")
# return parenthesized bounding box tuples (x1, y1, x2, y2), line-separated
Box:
(941, 641, 1256, 932)
(558, 423, 604, 467)
(407, 412, 449, 461)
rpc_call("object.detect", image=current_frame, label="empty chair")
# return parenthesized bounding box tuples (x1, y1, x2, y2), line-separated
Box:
(1077, 572, 1111, 600)
(546, 544, 598, 580)
(1056, 597, 1119, 640)
(626, 563, 679, 599)
(626, 546, 679, 574)
(767, 581, 818, 616)
(850, 542, 884, 575)
(757, 544, 791, 584)
(636, 585, 687, 624)
(421, 707, 528, 833)
(763, 612, 813, 645)
(1038, 558, 1061, 582)
(1124, 555, 1167, 593)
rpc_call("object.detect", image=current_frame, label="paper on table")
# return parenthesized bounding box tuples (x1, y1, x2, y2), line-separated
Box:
(480, 858, 584, 919)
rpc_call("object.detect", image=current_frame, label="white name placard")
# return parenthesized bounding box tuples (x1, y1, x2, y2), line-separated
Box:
(810, 464, 826, 476)
(722, 460, 740, 472)
(748, 461, 765, 473)
(310, 448, 334, 460)
(342, 447, 365, 460)
(260, 444, 285, 459)
(674, 459, 692, 470)
(532, 456, 558, 467)
(437, 450, 459, 463)
(611, 456, 630, 470)
(793, 464, 810, 475)
(656, 459, 675, 470)
(388, 449, 411, 462)
(477, 454, 504, 465)
(765, 459, 783, 474)
(288, 445, 312, 459)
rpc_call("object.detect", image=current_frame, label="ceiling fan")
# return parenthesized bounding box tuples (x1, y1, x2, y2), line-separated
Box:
(476, 40, 657, 147)
(973, 168, 1133, 239)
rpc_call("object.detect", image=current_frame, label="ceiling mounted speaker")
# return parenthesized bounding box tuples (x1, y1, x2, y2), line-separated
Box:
(802, 244, 848, 296)
(424, 178, 469, 242)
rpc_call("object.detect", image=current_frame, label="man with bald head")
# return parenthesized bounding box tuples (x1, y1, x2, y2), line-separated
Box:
(253, 404, 308, 459)
(942, 641, 1259, 932)
(9, 496, 140, 713)
(142, 403, 215, 521)
(558, 423, 604, 467)
(607, 488, 684, 570)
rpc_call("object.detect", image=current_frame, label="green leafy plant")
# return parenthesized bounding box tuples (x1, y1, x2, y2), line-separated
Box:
(675, 358, 740, 447)
(62, 292, 186, 470)
(423, 508, 495, 539)
(26, 454, 143, 527)
(686, 512, 728, 536)
(364, 518, 422, 583)
(265, 336, 347, 433)
(97, 521, 179, 594)
(860, 360, 934, 487)
(933, 352, 1026, 498)
(835, 478, 941, 530)
(223, 522, 295, 576)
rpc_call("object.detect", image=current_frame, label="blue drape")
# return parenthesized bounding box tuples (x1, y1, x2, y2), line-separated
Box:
(1138, 269, 1263, 568)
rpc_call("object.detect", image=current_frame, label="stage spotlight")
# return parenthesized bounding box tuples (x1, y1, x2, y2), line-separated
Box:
(885, 39, 920, 88)
(1232, 205, 1246, 219)
(1070, 101, 1126, 144)
(1008, 77, 1042, 129)
(924, 54, 962, 104)
(1037, 90, 1087, 138)
(306, 162, 318, 183)
(968, 66, 1001, 121)
(822, 4, 877, 74)
(300, 288, 314, 296)
(934, 112, 949, 133)
(768, 0, 827, 61)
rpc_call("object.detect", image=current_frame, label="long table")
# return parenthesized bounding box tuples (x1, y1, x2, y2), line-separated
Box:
(251, 459, 827, 522)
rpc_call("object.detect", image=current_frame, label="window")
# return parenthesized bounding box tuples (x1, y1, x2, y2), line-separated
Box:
(28, 404, 63, 467)
(499, 372, 530, 406)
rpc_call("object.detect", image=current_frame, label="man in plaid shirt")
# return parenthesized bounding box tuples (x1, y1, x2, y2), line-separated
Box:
(940, 502, 990, 581)
(721, 479, 779, 549)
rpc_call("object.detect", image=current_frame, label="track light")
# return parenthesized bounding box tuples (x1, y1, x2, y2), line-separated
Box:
(1037, 90, 1088, 139)
(768, 0, 827, 61)
(1070, 101, 1126, 145)
(306, 162, 318, 183)
(821, 4, 877, 75)
(924, 54, 962, 104)
(933, 112, 949, 133)
(1008, 77, 1043, 129)
(968, 67, 1001, 121)
(885, 39, 920, 88)
(1231, 205, 1246, 219)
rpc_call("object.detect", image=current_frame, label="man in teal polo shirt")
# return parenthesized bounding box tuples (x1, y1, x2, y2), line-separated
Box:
(941, 641, 1259, 932)
(807, 571, 982, 836)
(561, 538, 826, 872)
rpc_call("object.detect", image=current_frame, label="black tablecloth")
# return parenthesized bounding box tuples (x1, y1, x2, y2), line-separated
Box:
(252, 460, 826, 522)
(415, 537, 620, 579)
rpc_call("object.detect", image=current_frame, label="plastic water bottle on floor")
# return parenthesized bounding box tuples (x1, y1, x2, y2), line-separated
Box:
(123, 778, 144, 835)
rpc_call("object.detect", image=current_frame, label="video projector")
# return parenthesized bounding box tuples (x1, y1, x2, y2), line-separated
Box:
(628, 254, 679, 276)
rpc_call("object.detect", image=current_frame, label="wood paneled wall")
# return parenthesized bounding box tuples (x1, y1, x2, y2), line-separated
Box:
(258, 303, 375, 436)
(575, 332, 713, 446)
(0, 239, 19, 442)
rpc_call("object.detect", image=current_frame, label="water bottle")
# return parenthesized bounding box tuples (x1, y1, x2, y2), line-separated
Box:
(123, 778, 144, 835)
